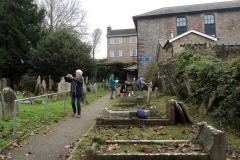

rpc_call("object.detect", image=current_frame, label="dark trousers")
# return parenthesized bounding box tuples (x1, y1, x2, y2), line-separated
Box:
(71, 95, 81, 115)
(110, 86, 118, 98)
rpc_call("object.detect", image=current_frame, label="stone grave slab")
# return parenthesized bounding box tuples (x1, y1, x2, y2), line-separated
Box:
(195, 122, 225, 160)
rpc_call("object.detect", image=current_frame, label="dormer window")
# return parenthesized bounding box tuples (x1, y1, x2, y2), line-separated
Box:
(176, 17, 187, 36)
(204, 14, 216, 37)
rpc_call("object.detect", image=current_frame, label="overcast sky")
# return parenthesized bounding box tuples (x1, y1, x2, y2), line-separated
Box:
(80, 0, 233, 59)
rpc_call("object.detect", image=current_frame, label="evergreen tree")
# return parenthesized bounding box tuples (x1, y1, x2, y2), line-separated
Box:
(0, 0, 44, 86)
(30, 28, 97, 82)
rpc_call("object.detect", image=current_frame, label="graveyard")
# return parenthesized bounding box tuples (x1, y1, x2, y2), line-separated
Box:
(71, 84, 239, 160)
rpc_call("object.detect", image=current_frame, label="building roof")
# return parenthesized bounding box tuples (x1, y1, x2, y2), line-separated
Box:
(133, 1, 240, 28)
(107, 28, 137, 37)
(163, 30, 218, 49)
(124, 64, 137, 71)
(215, 37, 240, 46)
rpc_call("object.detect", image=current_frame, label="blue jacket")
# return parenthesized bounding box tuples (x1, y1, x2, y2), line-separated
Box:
(64, 76, 83, 97)
(109, 76, 116, 87)
(136, 78, 142, 85)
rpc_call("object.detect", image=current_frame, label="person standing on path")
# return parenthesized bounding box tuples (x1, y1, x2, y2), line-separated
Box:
(136, 78, 145, 91)
(64, 69, 83, 118)
(109, 74, 118, 99)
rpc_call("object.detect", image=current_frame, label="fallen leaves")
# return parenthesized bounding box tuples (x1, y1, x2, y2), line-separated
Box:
(107, 143, 120, 150)
(82, 133, 88, 137)
(24, 152, 33, 157)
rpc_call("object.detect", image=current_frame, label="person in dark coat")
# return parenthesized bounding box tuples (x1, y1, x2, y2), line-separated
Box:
(64, 69, 83, 118)
(120, 81, 132, 96)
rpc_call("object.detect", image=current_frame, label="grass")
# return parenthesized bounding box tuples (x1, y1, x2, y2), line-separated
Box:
(72, 91, 240, 160)
(0, 87, 110, 149)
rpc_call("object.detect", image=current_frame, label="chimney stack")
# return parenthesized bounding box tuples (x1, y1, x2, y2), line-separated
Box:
(107, 26, 112, 33)
(170, 31, 174, 39)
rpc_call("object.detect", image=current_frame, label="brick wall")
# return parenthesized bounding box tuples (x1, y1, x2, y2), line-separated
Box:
(137, 9, 240, 78)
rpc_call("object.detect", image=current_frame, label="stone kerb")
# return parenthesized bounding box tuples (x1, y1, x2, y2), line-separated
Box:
(195, 122, 226, 160)
(102, 107, 157, 117)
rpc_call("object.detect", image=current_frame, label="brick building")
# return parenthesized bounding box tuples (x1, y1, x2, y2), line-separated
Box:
(133, 1, 240, 78)
(106, 26, 137, 63)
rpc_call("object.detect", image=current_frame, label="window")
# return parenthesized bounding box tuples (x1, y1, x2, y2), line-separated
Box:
(130, 36, 137, 43)
(130, 49, 137, 56)
(176, 17, 187, 36)
(110, 37, 122, 44)
(204, 14, 216, 37)
(110, 50, 122, 57)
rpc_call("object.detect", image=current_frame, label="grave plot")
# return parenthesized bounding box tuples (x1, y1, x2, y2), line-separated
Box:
(97, 99, 193, 126)
(83, 121, 225, 160)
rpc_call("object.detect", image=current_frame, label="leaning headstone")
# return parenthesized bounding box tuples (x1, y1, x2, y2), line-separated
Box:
(178, 102, 193, 124)
(170, 75, 177, 87)
(198, 101, 207, 115)
(195, 122, 226, 160)
(166, 99, 175, 125)
(34, 76, 44, 96)
(183, 74, 192, 95)
(170, 83, 182, 100)
(154, 87, 158, 99)
(174, 102, 186, 123)
(146, 82, 152, 107)
(2, 87, 18, 117)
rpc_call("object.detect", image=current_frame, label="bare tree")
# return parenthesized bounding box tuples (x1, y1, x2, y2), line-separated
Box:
(91, 28, 102, 59)
(37, 0, 87, 38)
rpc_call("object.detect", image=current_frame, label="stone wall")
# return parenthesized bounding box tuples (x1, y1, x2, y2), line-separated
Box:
(137, 9, 240, 78)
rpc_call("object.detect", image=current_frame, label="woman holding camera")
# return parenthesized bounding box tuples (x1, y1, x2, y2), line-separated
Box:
(64, 69, 83, 118)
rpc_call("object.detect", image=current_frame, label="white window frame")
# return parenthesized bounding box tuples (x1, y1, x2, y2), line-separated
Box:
(110, 50, 122, 57)
(130, 49, 137, 57)
(130, 36, 137, 43)
(110, 37, 122, 44)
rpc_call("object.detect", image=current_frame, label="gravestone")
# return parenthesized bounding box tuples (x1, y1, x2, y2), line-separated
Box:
(166, 99, 175, 125)
(48, 76, 53, 91)
(105, 79, 109, 90)
(162, 76, 166, 91)
(0, 80, 2, 91)
(146, 82, 152, 107)
(170, 83, 182, 99)
(2, 78, 7, 90)
(195, 122, 226, 160)
(170, 75, 177, 87)
(34, 76, 44, 96)
(2, 87, 18, 117)
(6, 78, 11, 87)
(93, 83, 97, 94)
(198, 101, 207, 115)
(158, 77, 163, 92)
(183, 74, 192, 95)
(47, 91, 53, 103)
(174, 102, 186, 123)
(154, 87, 158, 99)
(132, 83, 137, 92)
(178, 102, 193, 123)
(86, 76, 89, 85)
(57, 77, 67, 100)
(42, 80, 47, 92)
(23, 91, 35, 104)
(82, 84, 87, 104)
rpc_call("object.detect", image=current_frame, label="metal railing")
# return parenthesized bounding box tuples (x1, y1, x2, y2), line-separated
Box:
(0, 83, 109, 139)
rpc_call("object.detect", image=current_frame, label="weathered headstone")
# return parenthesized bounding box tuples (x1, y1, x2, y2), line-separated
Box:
(170, 75, 177, 87)
(48, 76, 53, 91)
(82, 84, 87, 104)
(23, 91, 35, 104)
(158, 77, 163, 91)
(132, 83, 137, 92)
(195, 122, 226, 160)
(166, 99, 175, 125)
(34, 76, 44, 96)
(2, 87, 18, 117)
(198, 101, 207, 114)
(170, 83, 182, 99)
(93, 83, 97, 94)
(174, 102, 186, 123)
(6, 78, 11, 88)
(162, 76, 166, 91)
(146, 82, 152, 107)
(86, 76, 89, 85)
(183, 74, 192, 95)
(42, 80, 47, 92)
(178, 102, 193, 123)
(2, 78, 7, 90)
(0, 80, 2, 91)
(57, 77, 67, 100)
(154, 87, 158, 99)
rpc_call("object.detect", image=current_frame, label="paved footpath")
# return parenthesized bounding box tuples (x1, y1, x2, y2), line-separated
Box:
(9, 93, 112, 160)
